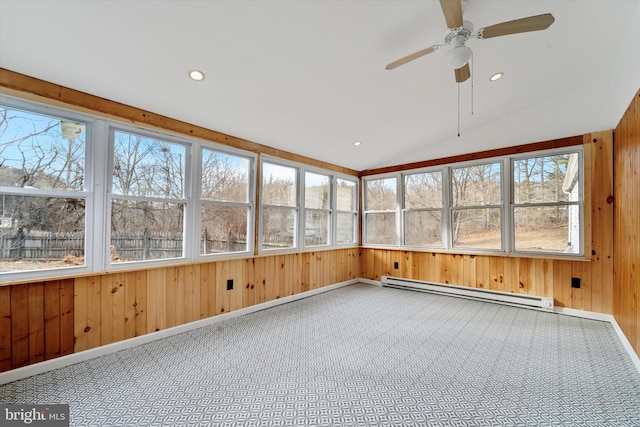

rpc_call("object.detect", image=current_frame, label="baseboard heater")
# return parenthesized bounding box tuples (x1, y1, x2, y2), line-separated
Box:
(381, 276, 554, 311)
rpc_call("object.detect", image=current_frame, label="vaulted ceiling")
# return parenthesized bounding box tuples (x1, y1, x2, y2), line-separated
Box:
(1, 0, 639, 171)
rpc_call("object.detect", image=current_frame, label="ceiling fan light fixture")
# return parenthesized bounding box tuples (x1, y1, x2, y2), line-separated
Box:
(446, 45, 472, 69)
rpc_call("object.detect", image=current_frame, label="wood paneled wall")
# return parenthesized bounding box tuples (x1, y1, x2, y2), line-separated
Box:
(613, 89, 640, 355)
(0, 280, 74, 372)
(361, 131, 614, 313)
(1, 249, 359, 372)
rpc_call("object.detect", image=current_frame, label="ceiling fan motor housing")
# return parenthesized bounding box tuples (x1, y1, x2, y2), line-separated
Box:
(445, 21, 474, 69)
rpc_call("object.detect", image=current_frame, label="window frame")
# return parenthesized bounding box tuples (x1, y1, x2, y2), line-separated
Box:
(449, 159, 504, 252)
(106, 125, 192, 268)
(402, 168, 445, 249)
(0, 95, 96, 281)
(258, 156, 360, 254)
(362, 173, 400, 247)
(303, 170, 332, 248)
(334, 176, 359, 247)
(258, 157, 300, 254)
(509, 148, 584, 257)
(197, 143, 256, 259)
(362, 148, 585, 259)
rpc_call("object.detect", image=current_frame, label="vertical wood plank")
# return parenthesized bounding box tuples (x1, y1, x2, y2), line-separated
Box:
(200, 262, 211, 319)
(73, 278, 89, 352)
(146, 269, 162, 333)
(0, 286, 11, 371)
(476, 256, 490, 289)
(27, 283, 45, 364)
(124, 272, 137, 340)
(283, 254, 295, 297)
(553, 260, 565, 307)
(59, 280, 74, 357)
(489, 257, 504, 291)
(571, 262, 583, 310)
(276, 254, 286, 298)
(100, 276, 114, 345)
(205, 262, 217, 318)
(108, 274, 126, 345)
(174, 266, 185, 326)
(233, 259, 245, 310)
(216, 260, 231, 314)
(85, 276, 102, 350)
(517, 258, 530, 294)
(503, 258, 517, 293)
(292, 253, 303, 294)
(11, 284, 29, 368)
(600, 130, 614, 315)
(165, 267, 177, 328)
(450, 254, 461, 286)
(243, 259, 256, 308)
(185, 265, 201, 324)
(441, 254, 451, 284)
(254, 257, 267, 303)
(134, 270, 147, 337)
(44, 281, 61, 359)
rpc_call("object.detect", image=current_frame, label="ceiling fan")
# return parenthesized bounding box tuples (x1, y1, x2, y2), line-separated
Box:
(386, 0, 555, 83)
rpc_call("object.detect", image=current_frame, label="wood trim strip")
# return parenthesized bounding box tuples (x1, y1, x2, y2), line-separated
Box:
(360, 135, 584, 176)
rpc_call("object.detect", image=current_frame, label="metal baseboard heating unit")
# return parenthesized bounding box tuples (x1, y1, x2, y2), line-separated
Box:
(381, 276, 554, 311)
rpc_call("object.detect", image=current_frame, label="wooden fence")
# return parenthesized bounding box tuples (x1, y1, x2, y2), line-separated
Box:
(0, 231, 246, 261)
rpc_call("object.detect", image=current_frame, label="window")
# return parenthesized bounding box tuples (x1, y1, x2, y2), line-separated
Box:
(512, 151, 581, 254)
(304, 171, 330, 247)
(108, 128, 189, 264)
(259, 159, 359, 253)
(0, 103, 90, 274)
(403, 170, 443, 247)
(363, 148, 584, 257)
(261, 161, 298, 251)
(364, 176, 397, 245)
(335, 177, 358, 245)
(200, 148, 254, 255)
(450, 162, 502, 250)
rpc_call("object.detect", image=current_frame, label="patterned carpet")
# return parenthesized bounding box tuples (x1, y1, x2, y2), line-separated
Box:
(1, 283, 639, 426)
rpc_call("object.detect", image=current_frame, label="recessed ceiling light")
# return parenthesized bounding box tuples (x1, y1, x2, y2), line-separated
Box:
(188, 70, 205, 81)
(353, 141, 362, 146)
(490, 72, 503, 81)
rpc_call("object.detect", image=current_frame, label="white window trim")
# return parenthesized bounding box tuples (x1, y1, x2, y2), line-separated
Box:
(196, 143, 256, 259)
(258, 157, 300, 254)
(449, 159, 504, 252)
(259, 156, 359, 254)
(509, 147, 584, 257)
(334, 176, 359, 247)
(401, 167, 445, 249)
(362, 173, 400, 247)
(0, 95, 96, 281)
(105, 125, 192, 269)
(303, 170, 332, 249)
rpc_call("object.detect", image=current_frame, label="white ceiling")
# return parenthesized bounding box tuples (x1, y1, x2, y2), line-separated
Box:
(1, 0, 639, 172)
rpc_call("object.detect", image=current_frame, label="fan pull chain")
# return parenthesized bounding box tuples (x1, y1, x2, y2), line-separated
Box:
(457, 83, 460, 137)
(471, 56, 474, 115)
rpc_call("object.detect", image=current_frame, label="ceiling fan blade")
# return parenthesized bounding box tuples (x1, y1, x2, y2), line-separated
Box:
(455, 63, 470, 83)
(439, 0, 463, 29)
(386, 46, 437, 70)
(479, 13, 555, 39)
